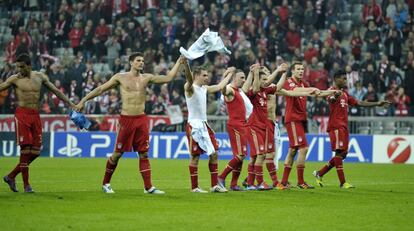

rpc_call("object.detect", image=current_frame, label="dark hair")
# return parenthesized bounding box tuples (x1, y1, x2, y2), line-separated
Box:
(290, 61, 303, 71)
(16, 53, 31, 66)
(236, 69, 244, 73)
(129, 52, 144, 62)
(334, 70, 347, 79)
(193, 66, 206, 77)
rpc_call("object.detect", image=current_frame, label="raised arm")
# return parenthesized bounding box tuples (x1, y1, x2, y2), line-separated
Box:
(149, 56, 183, 84)
(205, 67, 235, 93)
(0, 75, 17, 91)
(275, 72, 288, 91)
(41, 73, 75, 107)
(75, 74, 120, 111)
(263, 63, 289, 87)
(183, 58, 194, 96)
(251, 64, 260, 94)
(241, 69, 253, 93)
(222, 84, 235, 101)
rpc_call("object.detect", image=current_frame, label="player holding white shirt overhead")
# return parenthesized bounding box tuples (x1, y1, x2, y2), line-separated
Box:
(183, 59, 234, 193)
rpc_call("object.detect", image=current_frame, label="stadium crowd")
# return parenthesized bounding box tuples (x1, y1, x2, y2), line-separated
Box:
(0, 0, 413, 116)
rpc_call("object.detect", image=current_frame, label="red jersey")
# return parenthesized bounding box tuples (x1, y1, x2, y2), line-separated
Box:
(283, 77, 309, 123)
(327, 87, 358, 132)
(225, 87, 246, 126)
(247, 86, 277, 127)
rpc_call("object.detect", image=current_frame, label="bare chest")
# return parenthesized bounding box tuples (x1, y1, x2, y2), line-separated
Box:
(119, 76, 148, 92)
(15, 77, 42, 92)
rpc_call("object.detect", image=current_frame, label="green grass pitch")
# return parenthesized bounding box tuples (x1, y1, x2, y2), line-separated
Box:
(0, 158, 413, 231)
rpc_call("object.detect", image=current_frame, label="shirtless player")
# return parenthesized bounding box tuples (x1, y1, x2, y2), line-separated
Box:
(75, 52, 183, 194)
(1, 53, 75, 193)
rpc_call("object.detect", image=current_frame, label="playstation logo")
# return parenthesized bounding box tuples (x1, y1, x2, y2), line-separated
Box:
(58, 134, 82, 157)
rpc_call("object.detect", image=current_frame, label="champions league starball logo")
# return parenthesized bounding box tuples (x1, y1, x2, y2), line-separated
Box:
(387, 137, 411, 163)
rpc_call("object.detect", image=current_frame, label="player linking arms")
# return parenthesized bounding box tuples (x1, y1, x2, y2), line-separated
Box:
(313, 70, 389, 188)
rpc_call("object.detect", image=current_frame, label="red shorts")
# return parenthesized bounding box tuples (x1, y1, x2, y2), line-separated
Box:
(247, 125, 266, 157)
(115, 114, 149, 153)
(266, 120, 276, 153)
(15, 107, 42, 147)
(285, 121, 308, 148)
(186, 122, 219, 155)
(227, 123, 248, 156)
(328, 128, 349, 154)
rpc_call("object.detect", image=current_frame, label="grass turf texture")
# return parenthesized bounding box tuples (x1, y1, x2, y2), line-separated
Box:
(0, 158, 413, 231)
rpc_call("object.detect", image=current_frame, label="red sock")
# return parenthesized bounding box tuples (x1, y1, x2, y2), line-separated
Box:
(139, 158, 152, 190)
(8, 154, 39, 179)
(318, 158, 335, 176)
(219, 157, 240, 179)
(209, 163, 218, 187)
(254, 165, 263, 185)
(246, 163, 255, 186)
(103, 157, 117, 185)
(189, 165, 198, 189)
(297, 164, 305, 185)
(281, 164, 292, 185)
(333, 157, 346, 185)
(8, 163, 21, 179)
(230, 162, 243, 187)
(266, 162, 279, 186)
(20, 154, 31, 187)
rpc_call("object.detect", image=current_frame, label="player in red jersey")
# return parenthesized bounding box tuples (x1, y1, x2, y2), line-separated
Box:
(259, 66, 326, 188)
(0, 53, 75, 193)
(259, 66, 312, 188)
(313, 70, 389, 188)
(277, 61, 338, 190)
(243, 63, 293, 190)
(217, 68, 252, 191)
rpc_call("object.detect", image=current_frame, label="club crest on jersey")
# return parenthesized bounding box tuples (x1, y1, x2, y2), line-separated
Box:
(268, 144, 273, 149)
(339, 141, 344, 147)
(20, 136, 24, 142)
(260, 145, 264, 150)
(243, 146, 247, 151)
(298, 137, 303, 142)
(193, 146, 198, 151)
(289, 83, 295, 87)
(117, 143, 123, 149)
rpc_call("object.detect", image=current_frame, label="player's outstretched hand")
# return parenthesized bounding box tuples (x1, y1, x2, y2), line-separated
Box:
(74, 103, 84, 112)
(334, 90, 342, 97)
(276, 63, 289, 73)
(378, 100, 391, 107)
(250, 63, 260, 72)
(226, 66, 236, 73)
(179, 55, 187, 64)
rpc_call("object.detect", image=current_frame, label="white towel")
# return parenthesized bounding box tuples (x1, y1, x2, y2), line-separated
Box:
(180, 28, 231, 60)
(188, 119, 216, 156)
(274, 122, 282, 170)
(240, 90, 253, 120)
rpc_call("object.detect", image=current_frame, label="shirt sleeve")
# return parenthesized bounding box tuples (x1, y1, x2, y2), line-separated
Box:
(347, 92, 359, 106)
(246, 89, 254, 99)
(265, 85, 277, 94)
